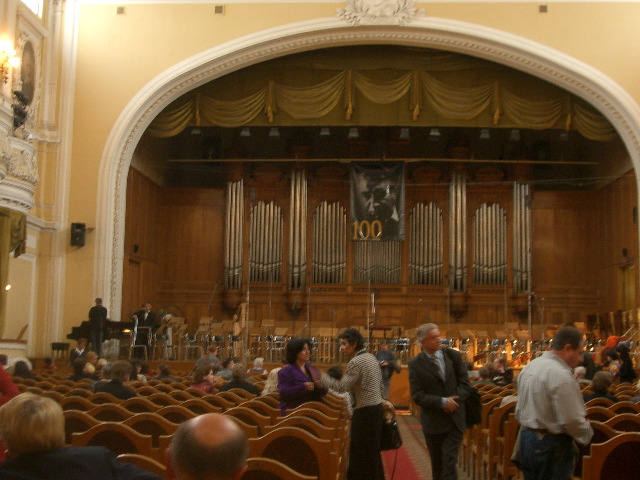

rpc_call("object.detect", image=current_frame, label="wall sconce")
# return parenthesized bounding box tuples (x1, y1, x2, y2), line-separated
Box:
(347, 127, 359, 139)
(509, 129, 521, 142)
(240, 127, 251, 137)
(429, 128, 441, 141)
(319, 127, 331, 136)
(479, 128, 491, 140)
(268, 127, 280, 137)
(399, 128, 410, 140)
(0, 39, 20, 84)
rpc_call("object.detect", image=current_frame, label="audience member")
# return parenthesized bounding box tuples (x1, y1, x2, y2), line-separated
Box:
(579, 350, 597, 380)
(69, 338, 88, 364)
(43, 357, 57, 371)
(219, 364, 261, 395)
(583, 371, 619, 403)
(574, 366, 590, 383)
(261, 360, 284, 396)
(90, 362, 113, 391)
(601, 348, 620, 376)
(491, 356, 513, 386)
(376, 339, 401, 400)
(88, 297, 107, 356)
(0, 393, 161, 480)
(466, 361, 480, 381)
(68, 357, 99, 382)
(13, 360, 37, 380)
(0, 358, 19, 463)
(155, 363, 180, 382)
(471, 363, 494, 386)
(616, 343, 637, 383)
(217, 358, 234, 381)
(277, 337, 326, 414)
(94, 360, 136, 399)
(190, 364, 221, 394)
(327, 365, 353, 417)
(193, 345, 221, 374)
(167, 413, 248, 480)
(247, 357, 267, 375)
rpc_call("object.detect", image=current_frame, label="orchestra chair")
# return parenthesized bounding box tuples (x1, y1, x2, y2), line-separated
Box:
(574, 420, 619, 477)
(604, 413, 640, 432)
(118, 454, 168, 480)
(63, 409, 101, 445)
(243, 457, 318, 480)
(247, 427, 336, 480)
(71, 422, 156, 460)
(582, 432, 640, 480)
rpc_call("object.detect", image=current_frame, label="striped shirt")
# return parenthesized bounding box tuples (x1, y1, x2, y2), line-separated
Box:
(322, 350, 383, 409)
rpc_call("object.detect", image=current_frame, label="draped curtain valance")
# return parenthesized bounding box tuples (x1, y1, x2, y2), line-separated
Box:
(148, 60, 616, 142)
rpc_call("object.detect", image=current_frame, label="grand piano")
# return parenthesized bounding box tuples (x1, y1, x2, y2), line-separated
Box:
(67, 319, 136, 342)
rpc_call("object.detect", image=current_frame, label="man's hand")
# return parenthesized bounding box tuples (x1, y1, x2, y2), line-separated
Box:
(443, 396, 460, 413)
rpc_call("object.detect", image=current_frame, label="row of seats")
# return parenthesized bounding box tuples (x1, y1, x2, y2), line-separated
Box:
(462, 387, 640, 480)
(62, 393, 349, 480)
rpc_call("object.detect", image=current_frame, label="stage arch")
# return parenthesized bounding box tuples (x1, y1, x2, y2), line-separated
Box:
(96, 16, 640, 319)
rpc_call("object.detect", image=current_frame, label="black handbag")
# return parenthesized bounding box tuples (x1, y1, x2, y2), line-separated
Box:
(380, 419, 403, 450)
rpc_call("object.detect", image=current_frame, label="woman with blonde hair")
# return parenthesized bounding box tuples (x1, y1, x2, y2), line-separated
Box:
(0, 393, 161, 479)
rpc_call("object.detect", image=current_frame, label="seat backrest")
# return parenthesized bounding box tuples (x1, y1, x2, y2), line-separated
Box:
(226, 387, 258, 401)
(148, 393, 181, 407)
(604, 413, 640, 432)
(156, 405, 198, 424)
(582, 432, 640, 480)
(122, 413, 179, 447)
(118, 453, 168, 479)
(201, 394, 236, 411)
(88, 403, 134, 422)
(60, 396, 96, 411)
(180, 398, 222, 415)
(282, 408, 342, 430)
(63, 409, 100, 445)
(267, 415, 336, 442)
(585, 406, 616, 422)
(609, 401, 640, 414)
(224, 406, 272, 435)
(242, 457, 318, 480)
(71, 422, 154, 458)
(248, 427, 335, 480)
(574, 420, 619, 477)
(89, 391, 123, 405)
(121, 397, 162, 413)
(585, 397, 615, 408)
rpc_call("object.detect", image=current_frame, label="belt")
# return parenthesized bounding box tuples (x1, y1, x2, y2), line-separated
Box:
(524, 427, 564, 437)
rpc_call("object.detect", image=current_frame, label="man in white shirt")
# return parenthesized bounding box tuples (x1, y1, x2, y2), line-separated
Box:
(515, 326, 593, 480)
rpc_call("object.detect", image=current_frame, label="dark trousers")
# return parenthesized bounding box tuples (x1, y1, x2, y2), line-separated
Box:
(348, 403, 384, 480)
(91, 329, 102, 356)
(422, 428, 463, 480)
(520, 429, 575, 480)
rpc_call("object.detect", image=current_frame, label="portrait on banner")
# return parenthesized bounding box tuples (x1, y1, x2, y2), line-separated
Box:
(350, 163, 405, 241)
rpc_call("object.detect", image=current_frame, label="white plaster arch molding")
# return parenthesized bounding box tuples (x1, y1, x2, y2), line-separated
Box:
(97, 15, 640, 319)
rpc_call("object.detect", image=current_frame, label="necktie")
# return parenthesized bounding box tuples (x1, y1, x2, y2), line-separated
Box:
(429, 354, 443, 379)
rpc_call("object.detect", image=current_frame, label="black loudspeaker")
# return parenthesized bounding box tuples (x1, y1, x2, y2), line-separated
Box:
(70, 223, 86, 247)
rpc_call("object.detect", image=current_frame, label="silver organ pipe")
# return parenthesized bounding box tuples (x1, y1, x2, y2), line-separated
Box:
(473, 203, 507, 285)
(312, 201, 346, 284)
(288, 170, 307, 290)
(224, 179, 244, 290)
(513, 182, 532, 293)
(410, 202, 443, 285)
(449, 170, 467, 291)
(249, 201, 282, 283)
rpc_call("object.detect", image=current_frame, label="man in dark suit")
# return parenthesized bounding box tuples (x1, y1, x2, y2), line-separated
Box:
(408, 323, 470, 480)
(0, 393, 161, 480)
(88, 297, 107, 356)
(133, 302, 158, 349)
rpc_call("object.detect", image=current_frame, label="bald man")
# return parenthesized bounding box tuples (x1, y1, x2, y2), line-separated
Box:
(167, 413, 248, 480)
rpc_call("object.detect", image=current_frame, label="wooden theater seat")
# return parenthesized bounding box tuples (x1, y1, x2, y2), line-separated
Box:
(118, 454, 168, 479)
(71, 422, 155, 459)
(63, 409, 101, 445)
(582, 432, 640, 480)
(242, 457, 318, 480)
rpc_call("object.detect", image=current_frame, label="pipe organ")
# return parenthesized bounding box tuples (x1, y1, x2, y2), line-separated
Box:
(224, 179, 244, 290)
(249, 201, 283, 283)
(513, 182, 532, 294)
(312, 201, 346, 284)
(472, 203, 507, 285)
(288, 169, 307, 290)
(449, 169, 468, 292)
(409, 202, 443, 285)
(353, 241, 401, 284)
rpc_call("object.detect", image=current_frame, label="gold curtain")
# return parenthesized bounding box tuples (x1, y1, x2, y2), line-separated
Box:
(0, 207, 26, 337)
(147, 66, 615, 141)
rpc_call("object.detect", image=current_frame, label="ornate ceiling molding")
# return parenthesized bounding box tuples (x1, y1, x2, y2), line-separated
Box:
(97, 16, 640, 319)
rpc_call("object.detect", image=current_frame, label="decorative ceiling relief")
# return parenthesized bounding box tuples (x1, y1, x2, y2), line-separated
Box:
(337, 0, 425, 26)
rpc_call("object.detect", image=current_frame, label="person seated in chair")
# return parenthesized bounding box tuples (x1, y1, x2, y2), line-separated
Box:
(0, 393, 162, 480)
(218, 364, 260, 395)
(582, 371, 619, 403)
(67, 357, 99, 383)
(94, 360, 136, 400)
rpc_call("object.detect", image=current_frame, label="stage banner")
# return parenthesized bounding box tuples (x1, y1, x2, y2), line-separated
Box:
(350, 163, 405, 241)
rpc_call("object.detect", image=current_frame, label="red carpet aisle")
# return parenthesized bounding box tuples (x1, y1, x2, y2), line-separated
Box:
(381, 414, 431, 480)
(381, 414, 473, 480)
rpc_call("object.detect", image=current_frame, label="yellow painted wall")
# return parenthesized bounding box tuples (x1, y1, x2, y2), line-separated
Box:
(3, 1, 639, 355)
